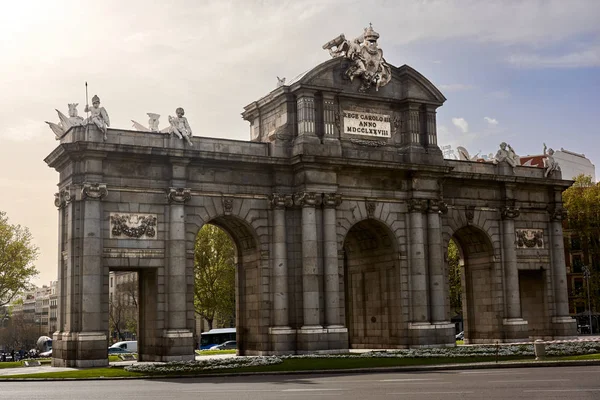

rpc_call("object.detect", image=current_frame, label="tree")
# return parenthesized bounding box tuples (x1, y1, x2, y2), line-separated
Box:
(447, 239, 462, 316)
(0, 211, 39, 307)
(562, 174, 600, 316)
(109, 277, 138, 341)
(194, 224, 236, 331)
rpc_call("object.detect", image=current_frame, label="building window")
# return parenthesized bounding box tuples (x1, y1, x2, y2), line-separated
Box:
(572, 255, 584, 273)
(571, 237, 582, 251)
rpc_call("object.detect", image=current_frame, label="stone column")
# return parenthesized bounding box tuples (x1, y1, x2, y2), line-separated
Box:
(408, 198, 429, 323)
(501, 204, 522, 320)
(323, 193, 343, 327)
(427, 199, 447, 323)
(166, 187, 191, 330)
(271, 193, 293, 328)
(295, 192, 322, 328)
(549, 206, 570, 318)
(53, 189, 71, 334)
(323, 94, 337, 139)
(407, 104, 421, 146)
(425, 105, 438, 148)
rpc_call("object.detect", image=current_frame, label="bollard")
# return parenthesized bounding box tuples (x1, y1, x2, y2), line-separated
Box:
(534, 339, 546, 360)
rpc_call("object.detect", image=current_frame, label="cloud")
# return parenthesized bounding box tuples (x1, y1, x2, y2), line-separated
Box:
(489, 90, 511, 99)
(507, 45, 600, 68)
(438, 84, 474, 92)
(452, 118, 469, 133)
(484, 117, 499, 125)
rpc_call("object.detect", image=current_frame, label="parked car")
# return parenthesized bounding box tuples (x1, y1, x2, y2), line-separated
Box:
(455, 331, 464, 340)
(108, 347, 133, 355)
(39, 349, 52, 357)
(209, 340, 237, 350)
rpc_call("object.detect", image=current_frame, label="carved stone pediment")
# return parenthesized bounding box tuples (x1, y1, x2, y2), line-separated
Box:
(110, 213, 157, 239)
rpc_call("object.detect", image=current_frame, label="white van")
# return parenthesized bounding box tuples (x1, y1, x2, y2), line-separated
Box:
(109, 340, 137, 353)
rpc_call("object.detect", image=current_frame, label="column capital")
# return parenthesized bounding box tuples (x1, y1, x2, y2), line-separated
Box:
(428, 199, 448, 214)
(548, 206, 567, 221)
(407, 198, 427, 213)
(323, 193, 342, 209)
(294, 192, 322, 208)
(501, 206, 520, 220)
(167, 187, 191, 203)
(81, 183, 107, 201)
(54, 188, 72, 209)
(270, 193, 293, 209)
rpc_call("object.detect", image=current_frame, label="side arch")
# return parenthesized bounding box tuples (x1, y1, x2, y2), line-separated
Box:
(185, 195, 271, 355)
(442, 208, 505, 343)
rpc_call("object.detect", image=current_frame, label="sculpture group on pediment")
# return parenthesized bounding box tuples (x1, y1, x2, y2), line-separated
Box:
(323, 24, 392, 92)
(168, 107, 194, 146)
(45, 103, 85, 139)
(543, 143, 561, 178)
(492, 142, 520, 168)
(84, 95, 110, 141)
(132, 113, 170, 133)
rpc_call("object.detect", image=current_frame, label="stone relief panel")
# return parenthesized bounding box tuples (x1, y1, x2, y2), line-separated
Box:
(110, 213, 158, 240)
(515, 229, 544, 249)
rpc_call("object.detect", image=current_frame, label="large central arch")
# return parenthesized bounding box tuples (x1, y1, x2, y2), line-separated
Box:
(45, 45, 576, 366)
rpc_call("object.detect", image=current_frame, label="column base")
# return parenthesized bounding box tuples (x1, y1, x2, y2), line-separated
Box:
(139, 329, 195, 362)
(551, 316, 577, 338)
(269, 326, 296, 354)
(502, 318, 529, 342)
(51, 331, 109, 368)
(408, 322, 456, 347)
(296, 326, 349, 354)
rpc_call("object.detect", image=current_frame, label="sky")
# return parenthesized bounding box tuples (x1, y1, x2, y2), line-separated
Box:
(1, 0, 599, 286)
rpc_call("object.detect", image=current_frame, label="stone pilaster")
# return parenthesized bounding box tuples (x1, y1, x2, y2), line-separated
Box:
(270, 193, 293, 328)
(295, 92, 319, 143)
(294, 191, 322, 328)
(323, 193, 343, 327)
(323, 94, 338, 139)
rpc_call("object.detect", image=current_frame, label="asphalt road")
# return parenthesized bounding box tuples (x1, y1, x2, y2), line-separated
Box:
(1, 366, 600, 400)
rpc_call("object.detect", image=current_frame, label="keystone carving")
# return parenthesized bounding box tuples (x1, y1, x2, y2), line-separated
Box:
(222, 197, 233, 215)
(54, 188, 71, 209)
(167, 187, 191, 203)
(270, 193, 293, 209)
(82, 183, 107, 200)
(365, 201, 376, 217)
(323, 193, 342, 209)
(465, 205, 475, 224)
(294, 192, 322, 207)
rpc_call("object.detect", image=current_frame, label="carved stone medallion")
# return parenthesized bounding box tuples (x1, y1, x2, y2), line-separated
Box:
(516, 229, 544, 249)
(110, 213, 157, 239)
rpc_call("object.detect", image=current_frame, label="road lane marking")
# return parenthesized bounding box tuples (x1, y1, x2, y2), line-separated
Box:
(488, 379, 569, 383)
(388, 391, 475, 395)
(283, 388, 343, 392)
(380, 379, 440, 382)
(524, 389, 600, 393)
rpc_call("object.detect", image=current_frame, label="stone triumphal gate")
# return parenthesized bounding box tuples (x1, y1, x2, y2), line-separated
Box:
(46, 28, 576, 367)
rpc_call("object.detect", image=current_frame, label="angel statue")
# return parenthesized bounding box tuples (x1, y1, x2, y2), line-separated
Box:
(543, 143, 561, 178)
(322, 24, 392, 92)
(45, 103, 85, 139)
(168, 107, 193, 146)
(84, 95, 110, 140)
(492, 142, 520, 169)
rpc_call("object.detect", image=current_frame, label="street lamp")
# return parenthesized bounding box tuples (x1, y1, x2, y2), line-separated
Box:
(582, 266, 593, 334)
